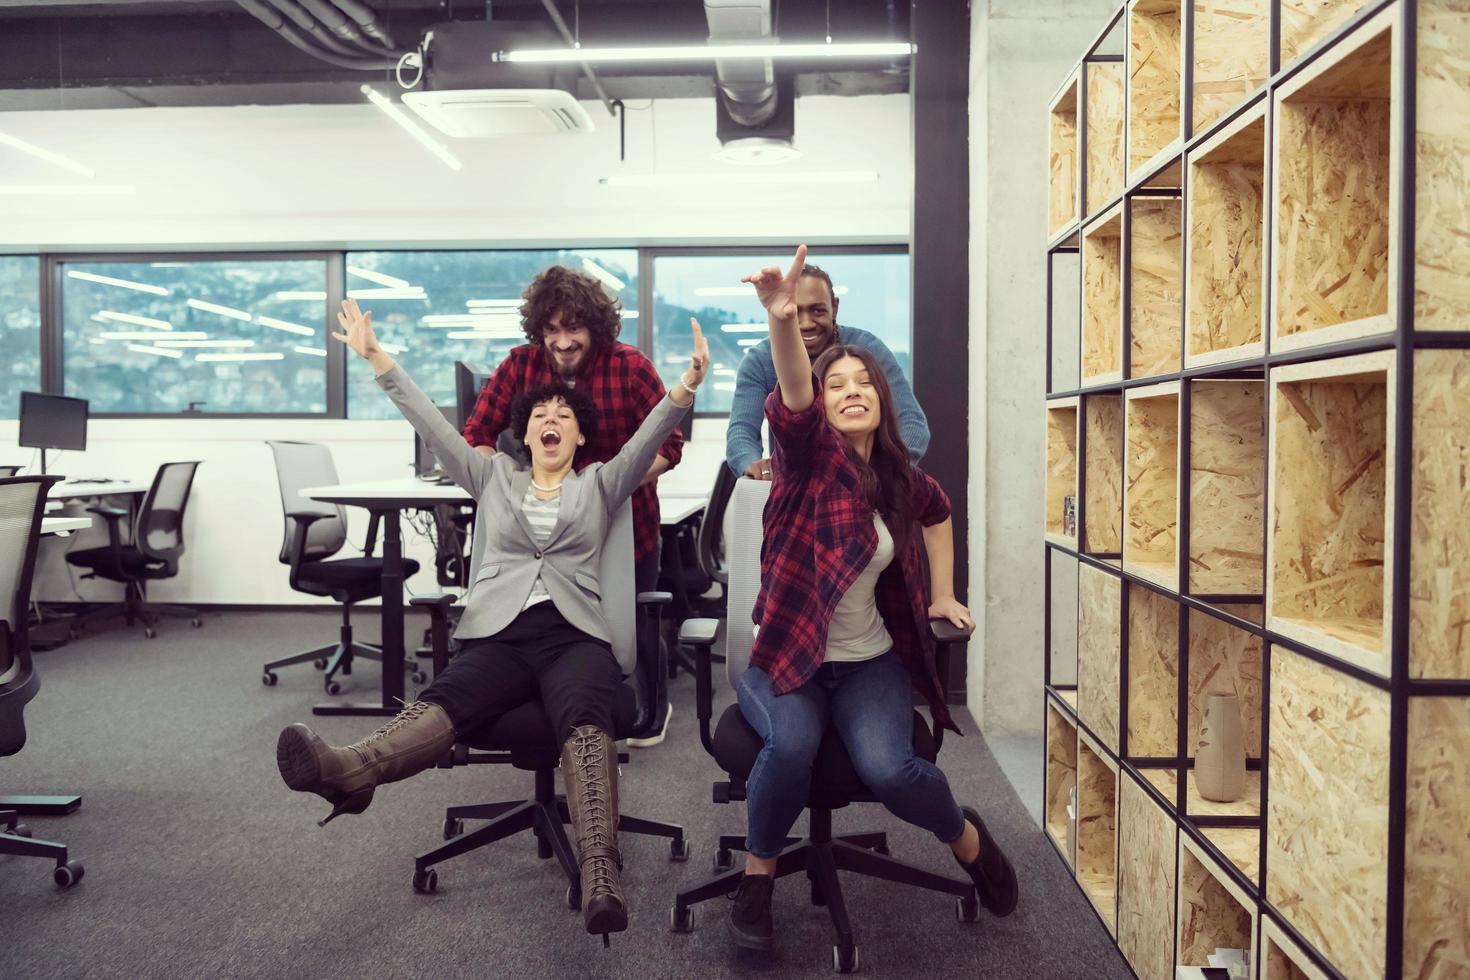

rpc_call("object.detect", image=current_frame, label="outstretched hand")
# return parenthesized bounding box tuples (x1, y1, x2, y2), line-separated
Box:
(332, 298, 381, 360)
(680, 317, 711, 391)
(741, 244, 807, 322)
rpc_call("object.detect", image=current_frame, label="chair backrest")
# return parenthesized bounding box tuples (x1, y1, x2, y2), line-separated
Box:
(696, 462, 739, 585)
(723, 476, 772, 684)
(267, 441, 348, 564)
(0, 475, 61, 756)
(599, 500, 638, 675)
(136, 461, 201, 563)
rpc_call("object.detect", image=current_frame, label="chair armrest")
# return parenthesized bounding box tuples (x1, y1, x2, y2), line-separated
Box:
(363, 512, 380, 558)
(678, 618, 719, 646)
(637, 591, 673, 606)
(410, 592, 458, 678)
(929, 619, 975, 645)
(679, 616, 722, 755)
(410, 592, 458, 612)
(86, 504, 132, 564)
(284, 511, 331, 592)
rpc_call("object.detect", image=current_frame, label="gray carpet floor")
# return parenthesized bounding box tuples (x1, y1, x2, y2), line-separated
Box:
(1, 611, 1130, 979)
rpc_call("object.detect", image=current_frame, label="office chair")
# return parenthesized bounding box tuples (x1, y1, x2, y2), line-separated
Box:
(65, 461, 204, 640)
(669, 478, 977, 973)
(409, 500, 688, 906)
(665, 462, 738, 679)
(0, 474, 84, 888)
(261, 441, 424, 693)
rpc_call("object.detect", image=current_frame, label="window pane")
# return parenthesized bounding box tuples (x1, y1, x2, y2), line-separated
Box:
(344, 250, 639, 420)
(0, 256, 41, 419)
(650, 251, 911, 415)
(61, 259, 328, 414)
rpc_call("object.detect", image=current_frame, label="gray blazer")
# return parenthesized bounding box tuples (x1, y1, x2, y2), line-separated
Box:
(376, 363, 686, 665)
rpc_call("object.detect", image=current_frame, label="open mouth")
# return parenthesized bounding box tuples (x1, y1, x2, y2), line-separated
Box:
(801, 331, 821, 344)
(840, 404, 869, 418)
(540, 430, 562, 448)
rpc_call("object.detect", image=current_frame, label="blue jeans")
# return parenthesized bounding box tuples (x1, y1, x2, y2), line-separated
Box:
(736, 652, 967, 859)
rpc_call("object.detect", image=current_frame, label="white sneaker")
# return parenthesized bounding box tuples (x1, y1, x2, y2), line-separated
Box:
(626, 703, 673, 748)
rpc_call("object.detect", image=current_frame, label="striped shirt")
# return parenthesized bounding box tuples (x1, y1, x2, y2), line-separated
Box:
(520, 485, 562, 610)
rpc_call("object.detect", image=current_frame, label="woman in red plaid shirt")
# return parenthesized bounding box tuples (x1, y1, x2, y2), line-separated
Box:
(726, 246, 1019, 951)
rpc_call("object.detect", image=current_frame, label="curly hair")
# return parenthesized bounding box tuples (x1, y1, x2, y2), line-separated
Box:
(519, 265, 623, 349)
(509, 381, 599, 453)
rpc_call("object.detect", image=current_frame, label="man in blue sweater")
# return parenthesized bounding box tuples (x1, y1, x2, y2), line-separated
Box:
(725, 262, 930, 479)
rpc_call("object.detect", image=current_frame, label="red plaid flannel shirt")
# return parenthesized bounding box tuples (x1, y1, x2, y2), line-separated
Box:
(461, 342, 683, 562)
(750, 384, 959, 736)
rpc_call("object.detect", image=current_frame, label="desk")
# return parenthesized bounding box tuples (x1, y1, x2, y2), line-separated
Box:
(299, 478, 709, 717)
(50, 480, 151, 500)
(41, 516, 92, 536)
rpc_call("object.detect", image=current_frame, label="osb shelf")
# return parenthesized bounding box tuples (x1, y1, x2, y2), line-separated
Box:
(1414, 0, 1470, 333)
(1124, 382, 1180, 591)
(1051, 553, 1080, 686)
(1188, 380, 1265, 596)
(1188, 604, 1264, 762)
(1046, 700, 1080, 868)
(1127, 0, 1183, 182)
(1126, 583, 1180, 758)
(1177, 834, 1258, 977)
(1271, 8, 1395, 355)
(1082, 205, 1124, 385)
(1279, 0, 1374, 69)
(1059, 688, 1079, 713)
(1410, 350, 1470, 679)
(1191, 0, 1268, 135)
(1404, 696, 1470, 979)
(1201, 826, 1260, 885)
(1087, 60, 1126, 219)
(1185, 101, 1266, 368)
(1127, 195, 1183, 380)
(1186, 768, 1260, 819)
(1049, 71, 1081, 238)
(1261, 914, 1333, 980)
(1084, 394, 1124, 554)
(1117, 771, 1177, 980)
(1077, 727, 1121, 935)
(1046, 398, 1080, 546)
(1140, 767, 1177, 808)
(1267, 351, 1394, 675)
(1267, 646, 1390, 980)
(1079, 562, 1123, 753)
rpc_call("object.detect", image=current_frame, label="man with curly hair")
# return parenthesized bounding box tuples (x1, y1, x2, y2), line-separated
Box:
(462, 264, 684, 742)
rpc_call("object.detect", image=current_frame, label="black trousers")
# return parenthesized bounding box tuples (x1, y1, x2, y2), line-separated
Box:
(418, 602, 621, 744)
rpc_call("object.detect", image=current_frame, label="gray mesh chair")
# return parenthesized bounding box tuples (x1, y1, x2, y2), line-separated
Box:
(65, 461, 204, 639)
(409, 500, 689, 901)
(0, 474, 85, 888)
(670, 477, 976, 971)
(261, 441, 422, 693)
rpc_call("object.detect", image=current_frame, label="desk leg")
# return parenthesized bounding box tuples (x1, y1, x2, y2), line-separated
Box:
(313, 508, 406, 717)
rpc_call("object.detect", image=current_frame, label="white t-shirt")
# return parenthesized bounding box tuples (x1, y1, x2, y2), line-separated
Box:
(519, 485, 561, 610)
(824, 514, 895, 663)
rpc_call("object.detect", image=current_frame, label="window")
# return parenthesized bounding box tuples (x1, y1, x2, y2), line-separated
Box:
(344, 249, 639, 419)
(0, 256, 41, 419)
(649, 251, 911, 415)
(60, 258, 329, 414)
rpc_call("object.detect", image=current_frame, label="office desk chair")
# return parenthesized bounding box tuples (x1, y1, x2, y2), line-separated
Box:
(409, 500, 688, 908)
(65, 461, 204, 640)
(669, 478, 977, 973)
(0, 475, 84, 888)
(261, 441, 423, 693)
(663, 462, 737, 680)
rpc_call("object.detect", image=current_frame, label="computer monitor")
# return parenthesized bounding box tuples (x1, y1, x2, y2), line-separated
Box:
(19, 391, 88, 475)
(413, 405, 459, 480)
(453, 360, 494, 432)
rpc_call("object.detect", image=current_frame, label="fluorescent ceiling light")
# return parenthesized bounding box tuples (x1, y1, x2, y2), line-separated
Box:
(422, 313, 519, 326)
(447, 330, 521, 340)
(602, 171, 878, 187)
(97, 310, 173, 330)
(255, 315, 315, 337)
(501, 40, 913, 64)
(347, 266, 412, 289)
(695, 285, 755, 297)
(0, 130, 95, 177)
(737, 338, 762, 348)
(126, 344, 183, 359)
(720, 323, 769, 333)
(466, 299, 521, 308)
(714, 368, 737, 377)
(621, 310, 639, 319)
(195, 352, 286, 363)
(293, 346, 328, 357)
(360, 85, 463, 172)
(580, 257, 626, 292)
(0, 185, 134, 196)
(154, 339, 255, 349)
(379, 342, 408, 354)
(347, 287, 427, 300)
(100, 330, 207, 341)
(187, 298, 253, 321)
(712, 382, 737, 393)
(275, 291, 328, 302)
(67, 270, 169, 295)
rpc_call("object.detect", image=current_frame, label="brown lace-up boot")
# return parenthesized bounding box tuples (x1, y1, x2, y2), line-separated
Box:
(276, 701, 455, 825)
(560, 725, 628, 942)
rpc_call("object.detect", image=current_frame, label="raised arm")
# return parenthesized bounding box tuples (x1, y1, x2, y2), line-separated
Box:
(333, 298, 494, 497)
(743, 244, 813, 412)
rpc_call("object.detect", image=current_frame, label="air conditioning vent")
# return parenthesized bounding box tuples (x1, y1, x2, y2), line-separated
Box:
(401, 89, 595, 138)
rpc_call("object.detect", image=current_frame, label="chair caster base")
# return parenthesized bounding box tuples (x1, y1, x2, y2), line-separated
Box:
(54, 860, 84, 888)
(669, 905, 694, 933)
(412, 868, 438, 893)
(833, 944, 859, 973)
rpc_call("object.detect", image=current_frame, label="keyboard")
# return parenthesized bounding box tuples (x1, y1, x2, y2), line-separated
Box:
(66, 478, 116, 485)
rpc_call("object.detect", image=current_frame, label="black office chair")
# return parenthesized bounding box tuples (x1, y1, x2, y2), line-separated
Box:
(261, 441, 424, 693)
(408, 501, 689, 905)
(65, 461, 204, 640)
(669, 478, 978, 973)
(0, 474, 84, 888)
(665, 462, 738, 679)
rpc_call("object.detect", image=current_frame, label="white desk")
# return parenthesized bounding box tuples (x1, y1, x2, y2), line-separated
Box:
(50, 479, 151, 499)
(301, 477, 706, 524)
(41, 516, 92, 536)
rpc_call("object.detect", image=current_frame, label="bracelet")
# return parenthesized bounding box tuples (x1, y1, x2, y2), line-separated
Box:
(678, 379, 699, 396)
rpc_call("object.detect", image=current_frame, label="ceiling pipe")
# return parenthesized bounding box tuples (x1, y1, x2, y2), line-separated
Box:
(704, 0, 776, 127)
(329, 0, 404, 52)
(236, 0, 402, 69)
(261, 0, 367, 59)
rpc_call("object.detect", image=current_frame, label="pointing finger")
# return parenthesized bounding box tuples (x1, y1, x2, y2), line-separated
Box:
(786, 244, 807, 283)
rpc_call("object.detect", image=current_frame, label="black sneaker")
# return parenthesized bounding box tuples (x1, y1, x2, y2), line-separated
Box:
(727, 873, 775, 950)
(955, 806, 1019, 916)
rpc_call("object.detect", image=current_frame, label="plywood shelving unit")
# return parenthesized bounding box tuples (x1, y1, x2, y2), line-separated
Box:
(1049, 71, 1081, 239)
(1043, 4, 1470, 977)
(1046, 398, 1080, 546)
(1046, 699, 1080, 867)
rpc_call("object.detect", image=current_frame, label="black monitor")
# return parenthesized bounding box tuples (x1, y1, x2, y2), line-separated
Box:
(453, 360, 494, 432)
(19, 391, 88, 475)
(414, 405, 459, 480)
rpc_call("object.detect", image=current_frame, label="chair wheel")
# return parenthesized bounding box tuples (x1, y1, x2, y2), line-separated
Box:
(669, 837, 690, 862)
(314, 659, 327, 670)
(262, 672, 278, 687)
(443, 817, 463, 840)
(411, 670, 428, 685)
(833, 944, 859, 973)
(190, 618, 202, 628)
(669, 905, 694, 933)
(713, 848, 734, 873)
(566, 884, 581, 910)
(956, 894, 981, 923)
(325, 681, 343, 696)
(412, 868, 437, 894)
(54, 860, 84, 888)
(143, 627, 156, 639)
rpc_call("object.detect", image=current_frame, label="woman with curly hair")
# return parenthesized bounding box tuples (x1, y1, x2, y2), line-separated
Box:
(274, 298, 709, 942)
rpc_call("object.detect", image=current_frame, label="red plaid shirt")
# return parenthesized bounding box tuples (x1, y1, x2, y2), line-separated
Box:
(461, 342, 683, 562)
(750, 385, 958, 736)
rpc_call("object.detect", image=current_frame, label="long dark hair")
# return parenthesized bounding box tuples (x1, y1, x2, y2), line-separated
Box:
(811, 344, 918, 553)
